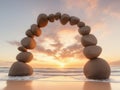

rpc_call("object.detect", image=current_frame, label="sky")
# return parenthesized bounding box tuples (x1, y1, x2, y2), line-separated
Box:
(0, 0, 120, 68)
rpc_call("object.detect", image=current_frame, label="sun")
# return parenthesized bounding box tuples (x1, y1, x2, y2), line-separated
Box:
(59, 62, 65, 68)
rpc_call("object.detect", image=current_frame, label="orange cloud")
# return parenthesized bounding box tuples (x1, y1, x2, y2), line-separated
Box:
(85, 0, 98, 17)
(64, 0, 98, 16)
(33, 28, 86, 67)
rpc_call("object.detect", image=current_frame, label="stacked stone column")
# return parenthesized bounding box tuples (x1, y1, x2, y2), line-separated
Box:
(8, 24, 41, 76)
(9, 12, 110, 80)
(78, 24, 110, 79)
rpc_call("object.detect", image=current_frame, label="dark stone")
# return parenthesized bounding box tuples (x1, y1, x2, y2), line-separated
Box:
(9, 62, 33, 76)
(37, 13, 48, 27)
(83, 58, 111, 79)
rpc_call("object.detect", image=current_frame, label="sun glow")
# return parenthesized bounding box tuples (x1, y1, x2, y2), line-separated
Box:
(59, 62, 65, 68)
(32, 53, 67, 68)
(31, 52, 87, 68)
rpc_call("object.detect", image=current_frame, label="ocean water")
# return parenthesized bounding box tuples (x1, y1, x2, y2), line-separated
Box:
(0, 67, 120, 83)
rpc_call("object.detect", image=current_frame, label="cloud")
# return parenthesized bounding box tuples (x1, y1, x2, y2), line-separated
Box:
(63, 0, 120, 20)
(35, 36, 84, 61)
(7, 15, 85, 63)
(59, 43, 84, 59)
(91, 21, 111, 38)
(103, 7, 120, 19)
(110, 60, 120, 66)
(7, 41, 21, 46)
(8, 24, 84, 62)
(64, 0, 98, 9)
(32, 26, 84, 61)
(96, 0, 120, 19)
(33, 33, 84, 62)
(63, 0, 98, 17)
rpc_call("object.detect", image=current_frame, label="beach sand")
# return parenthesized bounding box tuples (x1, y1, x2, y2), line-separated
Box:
(0, 76, 120, 90)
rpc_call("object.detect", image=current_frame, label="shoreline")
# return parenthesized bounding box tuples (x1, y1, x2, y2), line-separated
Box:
(0, 76, 120, 90)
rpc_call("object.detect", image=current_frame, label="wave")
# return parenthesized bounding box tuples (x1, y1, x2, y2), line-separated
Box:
(0, 67, 120, 83)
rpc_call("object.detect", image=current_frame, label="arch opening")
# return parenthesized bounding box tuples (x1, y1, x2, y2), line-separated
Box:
(8, 12, 111, 80)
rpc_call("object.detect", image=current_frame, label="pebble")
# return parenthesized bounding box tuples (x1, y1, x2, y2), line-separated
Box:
(37, 13, 48, 27)
(78, 26, 91, 35)
(70, 16, 80, 25)
(77, 21, 85, 28)
(81, 34, 97, 47)
(16, 52, 33, 63)
(25, 29, 34, 38)
(83, 45, 102, 59)
(21, 37, 36, 49)
(31, 24, 41, 37)
(48, 14, 55, 22)
(18, 46, 27, 52)
(54, 12, 61, 20)
(60, 14, 70, 25)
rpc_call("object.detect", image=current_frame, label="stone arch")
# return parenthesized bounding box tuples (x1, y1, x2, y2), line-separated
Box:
(8, 12, 110, 80)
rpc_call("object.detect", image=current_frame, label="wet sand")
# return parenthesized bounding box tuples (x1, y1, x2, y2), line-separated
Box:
(1, 76, 120, 90)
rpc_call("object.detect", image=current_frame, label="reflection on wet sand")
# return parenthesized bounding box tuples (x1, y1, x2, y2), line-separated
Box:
(4, 80, 32, 90)
(83, 81, 111, 90)
(2, 77, 112, 90)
